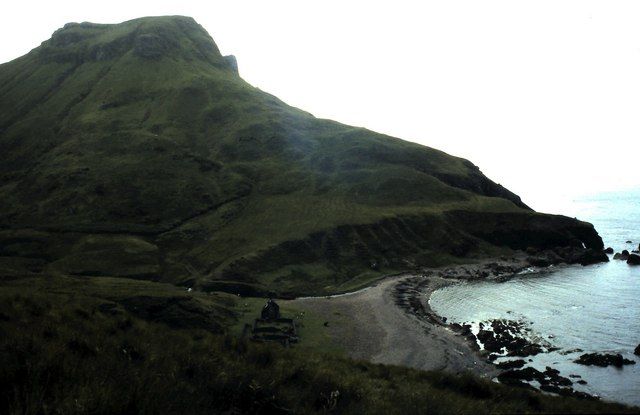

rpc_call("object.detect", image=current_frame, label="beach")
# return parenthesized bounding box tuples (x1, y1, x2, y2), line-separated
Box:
(285, 257, 532, 378)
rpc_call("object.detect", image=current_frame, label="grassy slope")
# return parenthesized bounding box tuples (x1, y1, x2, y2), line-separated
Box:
(0, 16, 626, 413)
(0, 277, 634, 415)
(0, 16, 604, 296)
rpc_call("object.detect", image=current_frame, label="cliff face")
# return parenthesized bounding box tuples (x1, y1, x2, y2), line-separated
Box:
(0, 16, 604, 295)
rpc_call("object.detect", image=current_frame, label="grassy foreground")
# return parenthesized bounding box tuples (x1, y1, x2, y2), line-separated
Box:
(0, 276, 635, 414)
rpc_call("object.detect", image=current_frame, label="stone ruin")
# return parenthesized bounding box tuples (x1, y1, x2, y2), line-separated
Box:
(243, 299, 299, 346)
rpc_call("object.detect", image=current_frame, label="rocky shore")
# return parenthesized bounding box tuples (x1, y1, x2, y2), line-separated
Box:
(288, 247, 632, 401)
(411, 251, 640, 401)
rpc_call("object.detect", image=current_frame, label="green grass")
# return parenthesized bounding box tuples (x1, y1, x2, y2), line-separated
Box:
(0, 278, 635, 414)
(0, 15, 605, 296)
(229, 296, 342, 354)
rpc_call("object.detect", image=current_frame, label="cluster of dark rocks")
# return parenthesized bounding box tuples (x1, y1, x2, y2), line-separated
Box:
(497, 366, 595, 400)
(526, 246, 608, 267)
(448, 318, 630, 400)
(474, 319, 553, 358)
(610, 241, 640, 265)
(495, 359, 527, 370)
(574, 353, 636, 368)
(392, 276, 436, 324)
(449, 322, 481, 350)
(612, 250, 640, 265)
(436, 262, 525, 280)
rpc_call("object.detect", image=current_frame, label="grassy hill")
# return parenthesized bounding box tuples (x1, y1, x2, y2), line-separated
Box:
(0, 16, 603, 296)
(0, 16, 628, 414)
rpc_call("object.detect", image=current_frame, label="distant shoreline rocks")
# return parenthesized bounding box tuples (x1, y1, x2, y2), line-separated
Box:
(613, 250, 630, 260)
(627, 254, 640, 266)
(574, 352, 636, 368)
(610, 244, 640, 264)
(525, 246, 608, 267)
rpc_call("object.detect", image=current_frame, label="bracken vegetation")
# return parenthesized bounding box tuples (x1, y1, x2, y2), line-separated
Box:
(0, 277, 634, 415)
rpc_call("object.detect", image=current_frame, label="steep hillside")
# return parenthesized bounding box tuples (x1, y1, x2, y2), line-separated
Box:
(0, 16, 604, 296)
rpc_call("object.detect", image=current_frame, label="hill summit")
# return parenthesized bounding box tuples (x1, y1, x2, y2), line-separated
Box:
(0, 16, 604, 296)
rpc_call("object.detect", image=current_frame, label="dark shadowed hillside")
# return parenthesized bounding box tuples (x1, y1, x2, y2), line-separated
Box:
(0, 16, 604, 296)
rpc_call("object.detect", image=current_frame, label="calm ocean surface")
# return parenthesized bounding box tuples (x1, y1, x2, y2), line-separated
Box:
(430, 189, 640, 406)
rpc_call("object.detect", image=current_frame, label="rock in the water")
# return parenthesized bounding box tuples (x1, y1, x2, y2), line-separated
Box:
(476, 319, 545, 357)
(604, 247, 614, 254)
(574, 353, 636, 368)
(626, 240, 633, 244)
(635, 344, 640, 356)
(576, 249, 609, 266)
(498, 367, 546, 384)
(628, 254, 640, 265)
(553, 246, 609, 266)
(496, 359, 527, 370)
(613, 250, 630, 260)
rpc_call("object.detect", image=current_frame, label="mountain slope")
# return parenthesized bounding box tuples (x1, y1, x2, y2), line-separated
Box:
(0, 16, 604, 296)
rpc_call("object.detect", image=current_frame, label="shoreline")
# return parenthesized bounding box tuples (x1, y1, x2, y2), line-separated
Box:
(285, 255, 538, 377)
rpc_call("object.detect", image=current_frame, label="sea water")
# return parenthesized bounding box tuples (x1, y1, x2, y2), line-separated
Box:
(429, 188, 640, 406)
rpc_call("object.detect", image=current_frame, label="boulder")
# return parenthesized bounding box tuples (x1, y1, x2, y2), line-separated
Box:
(527, 250, 563, 267)
(574, 352, 636, 368)
(527, 256, 552, 267)
(553, 246, 609, 265)
(496, 359, 527, 370)
(604, 247, 614, 254)
(635, 344, 640, 356)
(525, 246, 539, 255)
(627, 254, 640, 266)
(576, 249, 609, 266)
(613, 250, 630, 260)
(498, 367, 546, 383)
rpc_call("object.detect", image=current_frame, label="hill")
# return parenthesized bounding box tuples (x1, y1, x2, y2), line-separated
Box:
(0, 16, 604, 296)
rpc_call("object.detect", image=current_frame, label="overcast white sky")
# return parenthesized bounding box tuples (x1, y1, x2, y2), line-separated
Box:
(2, 1, 639, 212)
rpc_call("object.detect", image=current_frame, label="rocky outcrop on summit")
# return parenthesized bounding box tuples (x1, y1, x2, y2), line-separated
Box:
(223, 55, 239, 74)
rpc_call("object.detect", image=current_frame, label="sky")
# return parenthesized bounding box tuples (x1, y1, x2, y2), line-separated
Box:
(2, 1, 639, 212)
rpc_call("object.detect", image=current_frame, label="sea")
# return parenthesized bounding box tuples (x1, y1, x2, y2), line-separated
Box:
(429, 188, 640, 406)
